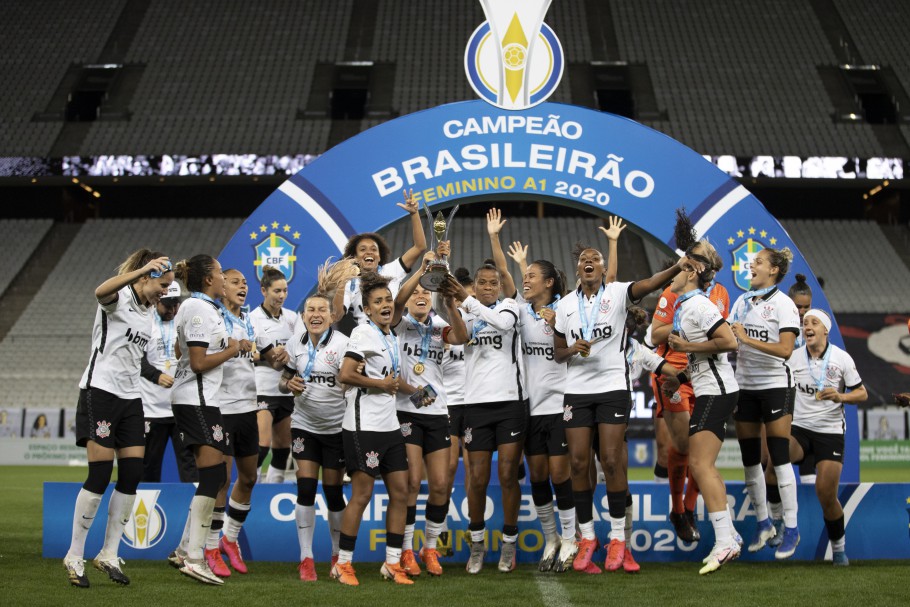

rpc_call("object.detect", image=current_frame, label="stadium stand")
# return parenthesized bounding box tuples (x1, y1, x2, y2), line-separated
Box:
(0, 219, 53, 295)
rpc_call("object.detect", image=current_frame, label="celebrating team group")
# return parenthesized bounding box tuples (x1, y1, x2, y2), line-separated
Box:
(63, 191, 867, 588)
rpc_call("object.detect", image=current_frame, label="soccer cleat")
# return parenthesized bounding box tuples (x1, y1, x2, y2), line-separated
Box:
(538, 535, 559, 572)
(604, 539, 625, 572)
(580, 561, 603, 574)
(572, 537, 598, 571)
(180, 557, 225, 585)
(774, 527, 800, 560)
(685, 510, 701, 541)
(93, 555, 130, 585)
(330, 562, 359, 586)
(622, 546, 641, 573)
(420, 547, 443, 576)
(219, 537, 248, 574)
(670, 511, 698, 543)
(400, 549, 421, 577)
(832, 551, 849, 566)
(767, 518, 784, 548)
(554, 538, 579, 573)
(498, 542, 517, 573)
(438, 531, 454, 557)
(747, 517, 777, 552)
(298, 557, 317, 582)
(699, 543, 739, 575)
(380, 561, 414, 585)
(204, 548, 231, 578)
(466, 540, 486, 574)
(64, 557, 90, 588)
(331, 554, 339, 569)
(168, 548, 187, 569)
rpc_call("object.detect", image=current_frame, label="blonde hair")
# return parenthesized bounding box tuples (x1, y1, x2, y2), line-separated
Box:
(763, 247, 794, 283)
(306, 257, 360, 311)
(117, 248, 166, 276)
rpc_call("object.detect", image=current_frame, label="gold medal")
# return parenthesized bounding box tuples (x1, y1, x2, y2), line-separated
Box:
(580, 351, 589, 358)
(413, 362, 425, 375)
(165, 360, 171, 371)
(814, 391, 823, 401)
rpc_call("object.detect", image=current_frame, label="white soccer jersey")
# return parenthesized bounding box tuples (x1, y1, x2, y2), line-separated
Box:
(139, 311, 178, 418)
(730, 288, 801, 390)
(219, 311, 257, 415)
(461, 296, 524, 404)
(442, 344, 466, 407)
(676, 292, 738, 396)
(626, 338, 666, 381)
(516, 296, 564, 416)
(286, 328, 348, 434)
(555, 282, 635, 395)
(395, 314, 450, 415)
(343, 323, 401, 432)
(343, 257, 410, 325)
(250, 305, 298, 397)
(170, 297, 230, 407)
(791, 344, 862, 435)
(80, 285, 154, 400)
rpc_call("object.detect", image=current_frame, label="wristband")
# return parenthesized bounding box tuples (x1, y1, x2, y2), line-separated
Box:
(677, 372, 688, 384)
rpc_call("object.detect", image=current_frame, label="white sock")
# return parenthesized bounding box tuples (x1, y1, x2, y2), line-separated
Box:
(328, 509, 344, 556)
(386, 544, 402, 564)
(831, 535, 845, 552)
(470, 528, 485, 543)
(743, 464, 769, 521)
(535, 502, 557, 540)
(653, 476, 669, 484)
(337, 549, 353, 564)
(403, 523, 415, 552)
(178, 506, 192, 552)
(441, 517, 449, 533)
(99, 489, 135, 558)
(67, 489, 103, 559)
(186, 495, 216, 560)
(425, 519, 444, 550)
(774, 464, 799, 528)
(265, 465, 285, 483)
(579, 520, 596, 541)
(610, 515, 624, 542)
(205, 509, 223, 550)
(709, 510, 733, 548)
(223, 499, 250, 543)
(769, 500, 783, 521)
(624, 504, 633, 544)
(801, 474, 817, 485)
(503, 530, 518, 544)
(557, 506, 576, 541)
(295, 503, 315, 560)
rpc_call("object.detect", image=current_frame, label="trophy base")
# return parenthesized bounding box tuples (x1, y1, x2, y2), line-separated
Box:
(419, 264, 450, 292)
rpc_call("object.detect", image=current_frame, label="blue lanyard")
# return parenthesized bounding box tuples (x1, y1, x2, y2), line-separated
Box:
(303, 330, 329, 381)
(577, 284, 605, 341)
(239, 305, 256, 339)
(705, 281, 716, 297)
(405, 314, 432, 365)
(733, 285, 776, 323)
(192, 292, 231, 333)
(672, 289, 704, 333)
(795, 332, 805, 349)
(349, 265, 384, 292)
(806, 344, 832, 392)
(368, 320, 400, 376)
(223, 307, 254, 340)
(527, 294, 560, 321)
(156, 313, 174, 360)
(470, 302, 498, 342)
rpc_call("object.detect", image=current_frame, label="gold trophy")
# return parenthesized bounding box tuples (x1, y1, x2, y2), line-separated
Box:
(419, 204, 459, 291)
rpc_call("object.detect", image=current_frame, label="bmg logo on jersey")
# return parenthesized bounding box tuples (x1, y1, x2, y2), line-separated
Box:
(122, 489, 167, 549)
(251, 220, 300, 282)
(465, 0, 564, 110)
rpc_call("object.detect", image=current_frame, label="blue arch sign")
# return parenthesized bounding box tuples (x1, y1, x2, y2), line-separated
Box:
(219, 100, 858, 481)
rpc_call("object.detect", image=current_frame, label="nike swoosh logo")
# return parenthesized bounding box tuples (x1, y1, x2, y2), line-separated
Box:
(771, 409, 782, 414)
(832, 452, 841, 456)
(566, 311, 576, 317)
(561, 442, 568, 447)
(81, 515, 94, 520)
(444, 436, 451, 441)
(510, 431, 521, 436)
(614, 413, 624, 418)
(690, 424, 697, 429)
(297, 525, 313, 529)
(201, 524, 211, 529)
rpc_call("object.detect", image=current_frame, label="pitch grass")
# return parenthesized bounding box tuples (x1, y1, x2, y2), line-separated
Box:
(5, 466, 908, 607)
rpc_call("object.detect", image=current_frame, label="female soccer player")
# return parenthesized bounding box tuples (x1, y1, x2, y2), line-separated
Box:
(488, 210, 625, 573)
(766, 309, 866, 565)
(279, 259, 357, 582)
(729, 247, 802, 559)
(206, 269, 257, 577)
(250, 266, 297, 483)
(335, 189, 427, 325)
(665, 247, 742, 574)
(64, 249, 173, 588)
(554, 240, 701, 574)
(169, 255, 248, 585)
(332, 272, 412, 586)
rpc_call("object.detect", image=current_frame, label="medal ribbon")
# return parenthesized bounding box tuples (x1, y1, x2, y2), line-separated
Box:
(369, 320, 400, 376)
(672, 289, 705, 333)
(527, 294, 561, 321)
(303, 330, 330, 381)
(192, 291, 231, 333)
(806, 345, 832, 393)
(469, 302, 498, 343)
(732, 285, 776, 323)
(156, 313, 174, 363)
(406, 314, 432, 367)
(577, 284, 605, 341)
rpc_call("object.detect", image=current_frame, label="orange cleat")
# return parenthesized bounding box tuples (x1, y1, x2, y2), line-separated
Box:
(420, 547, 443, 576)
(219, 537, 248, 574)
(572, 538, 598, 571)
(622, 547, 640, 573)
(204, 547, 231, 578)
(400, 549, 422, 577)
(298, 557, 317, 582)
(604, 539, 625, 572)
(331, 561, 359, 586)
(380, 561, 415, 585)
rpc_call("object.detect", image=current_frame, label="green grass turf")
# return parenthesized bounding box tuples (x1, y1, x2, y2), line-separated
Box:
(5, 465, 908, 606)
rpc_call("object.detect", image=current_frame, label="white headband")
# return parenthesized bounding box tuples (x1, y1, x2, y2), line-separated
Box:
(804, 308, 831, 333)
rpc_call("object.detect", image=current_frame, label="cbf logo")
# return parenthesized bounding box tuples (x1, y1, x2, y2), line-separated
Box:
(251, 221, 299, 282)
(726, 226, 780, 291)
(465, 0, 564, 110)
(122, 489, 167, 549)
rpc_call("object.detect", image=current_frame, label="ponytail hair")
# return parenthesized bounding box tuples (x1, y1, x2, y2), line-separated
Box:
(625, 305, 649, 333)
(260, 265, 286, 289)
(763, 247, 794, 284)
(453, 266, 473, 287)
(674, 207, 698, 253)
(117, 248, 167, 276)
(359, 271, 391, 309)
(173, 254, 218, 293)
(529, 259, 567, 302)
(308, 257, 360, 312)
(788, 273, 812, 300)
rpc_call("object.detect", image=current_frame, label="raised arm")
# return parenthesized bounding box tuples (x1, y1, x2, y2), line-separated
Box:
(95, 256, 170, 304)
(507, 241, 528, 295)
(486, 208, 516, 299)
(630, 255, 700, 301)
(397, 189, 428, 271)
(598, 216, 626, 283)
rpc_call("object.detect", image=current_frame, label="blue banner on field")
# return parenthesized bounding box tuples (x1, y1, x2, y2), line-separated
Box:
(44, 481, 910, 563)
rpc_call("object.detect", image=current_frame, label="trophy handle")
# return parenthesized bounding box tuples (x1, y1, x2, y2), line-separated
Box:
(442, 204, 460, 243)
